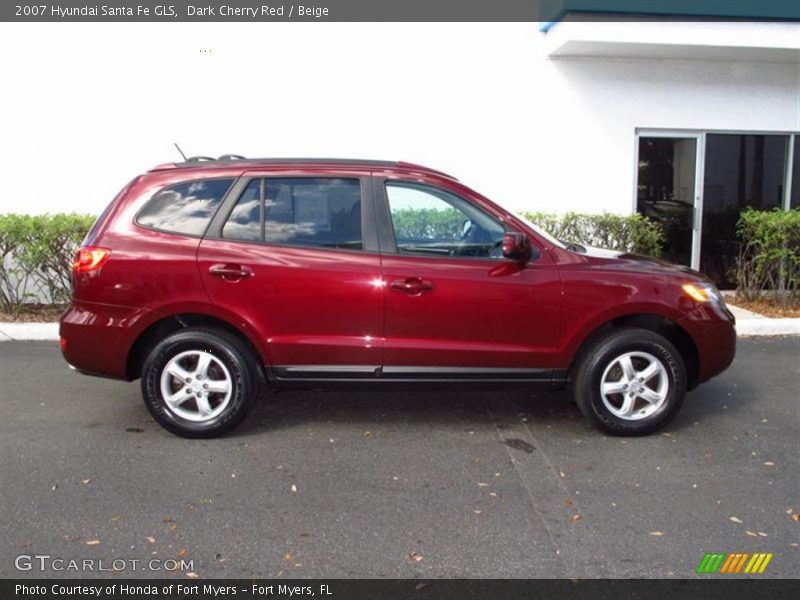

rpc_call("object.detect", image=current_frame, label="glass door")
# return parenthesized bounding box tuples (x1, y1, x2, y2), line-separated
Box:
(701, 134, 788, 288)
(636, 133, 702, 268)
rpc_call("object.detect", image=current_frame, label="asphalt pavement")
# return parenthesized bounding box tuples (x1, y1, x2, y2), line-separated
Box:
(1, 338, 798, 579)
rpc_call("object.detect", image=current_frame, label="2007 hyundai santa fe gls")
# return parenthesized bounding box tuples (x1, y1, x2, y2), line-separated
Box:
(60, 157, 736, 438)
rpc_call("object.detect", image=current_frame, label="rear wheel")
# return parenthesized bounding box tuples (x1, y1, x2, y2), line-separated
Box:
(573, 328, 686, 436)
(141, 328, 259, 438)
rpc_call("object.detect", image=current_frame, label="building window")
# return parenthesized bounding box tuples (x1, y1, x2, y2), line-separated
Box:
(636, 137, 697, 267)
(701, 134, 787, 288)
(636, 131, 798, 288)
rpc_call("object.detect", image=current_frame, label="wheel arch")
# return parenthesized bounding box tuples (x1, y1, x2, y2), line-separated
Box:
(567, 313, 700, 390)
(126, 311, 268, 383)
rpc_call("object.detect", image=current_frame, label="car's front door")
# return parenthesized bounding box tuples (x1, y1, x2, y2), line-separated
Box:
(375, 177, 562, 380)
(198, 172, 384, 378)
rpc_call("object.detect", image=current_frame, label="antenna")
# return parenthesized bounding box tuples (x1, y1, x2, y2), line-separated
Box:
(173, 142, 188, 161)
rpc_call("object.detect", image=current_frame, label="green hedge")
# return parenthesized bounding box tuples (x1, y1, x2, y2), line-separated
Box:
(390, 208, 664, 257)
(4, 208, 794, 312)
(391, 208, 464, 240)
(0, 210, 664, 313)
(736, 208, 800, 304)
(521, 211, 664, 257)
(0, 214, 95, 312)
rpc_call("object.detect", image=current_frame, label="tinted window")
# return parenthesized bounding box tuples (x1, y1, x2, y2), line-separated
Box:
(222, 179, 261, 241)
(386, 182, 505, 259)
(223, 178, 363, 250)
(637, 137, 696, 267)
(702, 134, 787, 287)
(137, 179, 233, 236)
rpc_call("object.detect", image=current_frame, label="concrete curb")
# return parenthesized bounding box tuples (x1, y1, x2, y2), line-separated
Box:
(0, 323, 59, 341)
(0, 320, 799, 342)
(735, 318, 800, 337)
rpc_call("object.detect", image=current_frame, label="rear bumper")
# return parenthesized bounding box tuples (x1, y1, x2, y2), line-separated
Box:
(60, 301, 155, 380)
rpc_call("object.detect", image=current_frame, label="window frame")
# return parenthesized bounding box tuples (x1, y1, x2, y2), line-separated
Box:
(134, 177, 237, 239)
(206, 174, 378, 254)
(786, 134, 797, 210)
(376, 177, 512, 262)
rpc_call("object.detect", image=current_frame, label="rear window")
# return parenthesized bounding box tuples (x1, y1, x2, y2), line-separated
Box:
(137, 178, 234, 236)
(83, 179, 136, 245)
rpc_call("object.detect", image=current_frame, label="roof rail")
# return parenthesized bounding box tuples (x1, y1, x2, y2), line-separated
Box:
(396, 161, 458, 181)
(148, 157, 459, 180)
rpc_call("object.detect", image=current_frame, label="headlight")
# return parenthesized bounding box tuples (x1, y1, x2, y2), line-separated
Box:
(682, 282, 724, 305)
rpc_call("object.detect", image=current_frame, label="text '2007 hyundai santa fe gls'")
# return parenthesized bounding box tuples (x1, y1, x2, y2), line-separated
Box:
(60, 157, 736, 438)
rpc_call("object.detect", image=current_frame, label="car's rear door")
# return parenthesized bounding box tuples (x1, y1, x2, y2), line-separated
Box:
(374, 175, 563, 380)
(198, 170, 384, 379)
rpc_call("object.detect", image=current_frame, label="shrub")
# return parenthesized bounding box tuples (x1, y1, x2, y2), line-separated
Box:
(391, 208, 463, 241)
(736, 208, 800, 304)
(0, 214, 95, 312)
(521, 211, 664, 257)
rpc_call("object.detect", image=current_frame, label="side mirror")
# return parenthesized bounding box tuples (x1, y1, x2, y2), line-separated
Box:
(502, 232, 534, 262)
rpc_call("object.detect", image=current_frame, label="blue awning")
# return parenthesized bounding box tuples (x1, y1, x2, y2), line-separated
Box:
(539, 0, 800, 32)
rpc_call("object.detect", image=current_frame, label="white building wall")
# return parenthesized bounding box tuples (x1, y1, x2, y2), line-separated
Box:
(534, 55, 800, 214)
(0, 22, 797, 216)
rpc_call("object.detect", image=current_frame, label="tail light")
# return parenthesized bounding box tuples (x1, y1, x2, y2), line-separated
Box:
(73, 247, 111, 273)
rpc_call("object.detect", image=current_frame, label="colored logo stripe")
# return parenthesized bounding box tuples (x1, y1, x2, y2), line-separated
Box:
(745, 553, 773, 574)
(697, 552, 773, 574)
(697, 553, 773, 574)
(720, 553, 748, 573)
(697, 553, 725, 573)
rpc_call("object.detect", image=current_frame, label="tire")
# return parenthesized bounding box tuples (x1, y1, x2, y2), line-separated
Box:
(572, 328, 686, 436)
(141, 328, 259, 438)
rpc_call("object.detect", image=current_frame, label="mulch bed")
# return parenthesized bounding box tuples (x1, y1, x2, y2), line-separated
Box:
(0, 304, 67, 322)
(729, 296, 800, 318)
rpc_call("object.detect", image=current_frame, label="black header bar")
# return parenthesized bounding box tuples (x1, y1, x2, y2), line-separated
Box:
(3, 0, 799, 22)
(4, 579, 800, 600)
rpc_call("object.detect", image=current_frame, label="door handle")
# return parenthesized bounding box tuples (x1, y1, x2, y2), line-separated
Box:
(390, 277, 434, 295)
(209, 264, 253, 281)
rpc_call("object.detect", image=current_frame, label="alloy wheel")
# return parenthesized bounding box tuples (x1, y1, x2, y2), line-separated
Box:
(599, 351, 669, 421)
(159, 350, 233, 422)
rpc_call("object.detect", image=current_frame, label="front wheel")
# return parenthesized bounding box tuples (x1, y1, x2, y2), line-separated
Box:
(573, 328, 687, 436)
(141, 328, 259, 438)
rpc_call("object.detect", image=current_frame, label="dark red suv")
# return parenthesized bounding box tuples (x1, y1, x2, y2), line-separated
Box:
(60, 157, 736, 438)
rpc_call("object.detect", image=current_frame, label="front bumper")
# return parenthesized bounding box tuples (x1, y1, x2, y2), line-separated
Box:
(695, 318, 737, 384)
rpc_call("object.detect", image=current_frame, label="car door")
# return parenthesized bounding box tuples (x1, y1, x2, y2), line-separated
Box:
(198, 171, 384, 378)
(375, 176, 563, 379)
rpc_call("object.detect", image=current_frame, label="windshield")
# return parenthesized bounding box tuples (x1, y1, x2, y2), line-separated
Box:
(514, 212, 567, 250)
(459, 185, 568, 250)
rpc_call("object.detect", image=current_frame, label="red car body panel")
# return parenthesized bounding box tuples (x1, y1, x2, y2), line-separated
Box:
(60, 159, 736, 388)
(197, 240, 384, 368)
(553, 253, 736, 383)
(380, 253, 562, 369)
